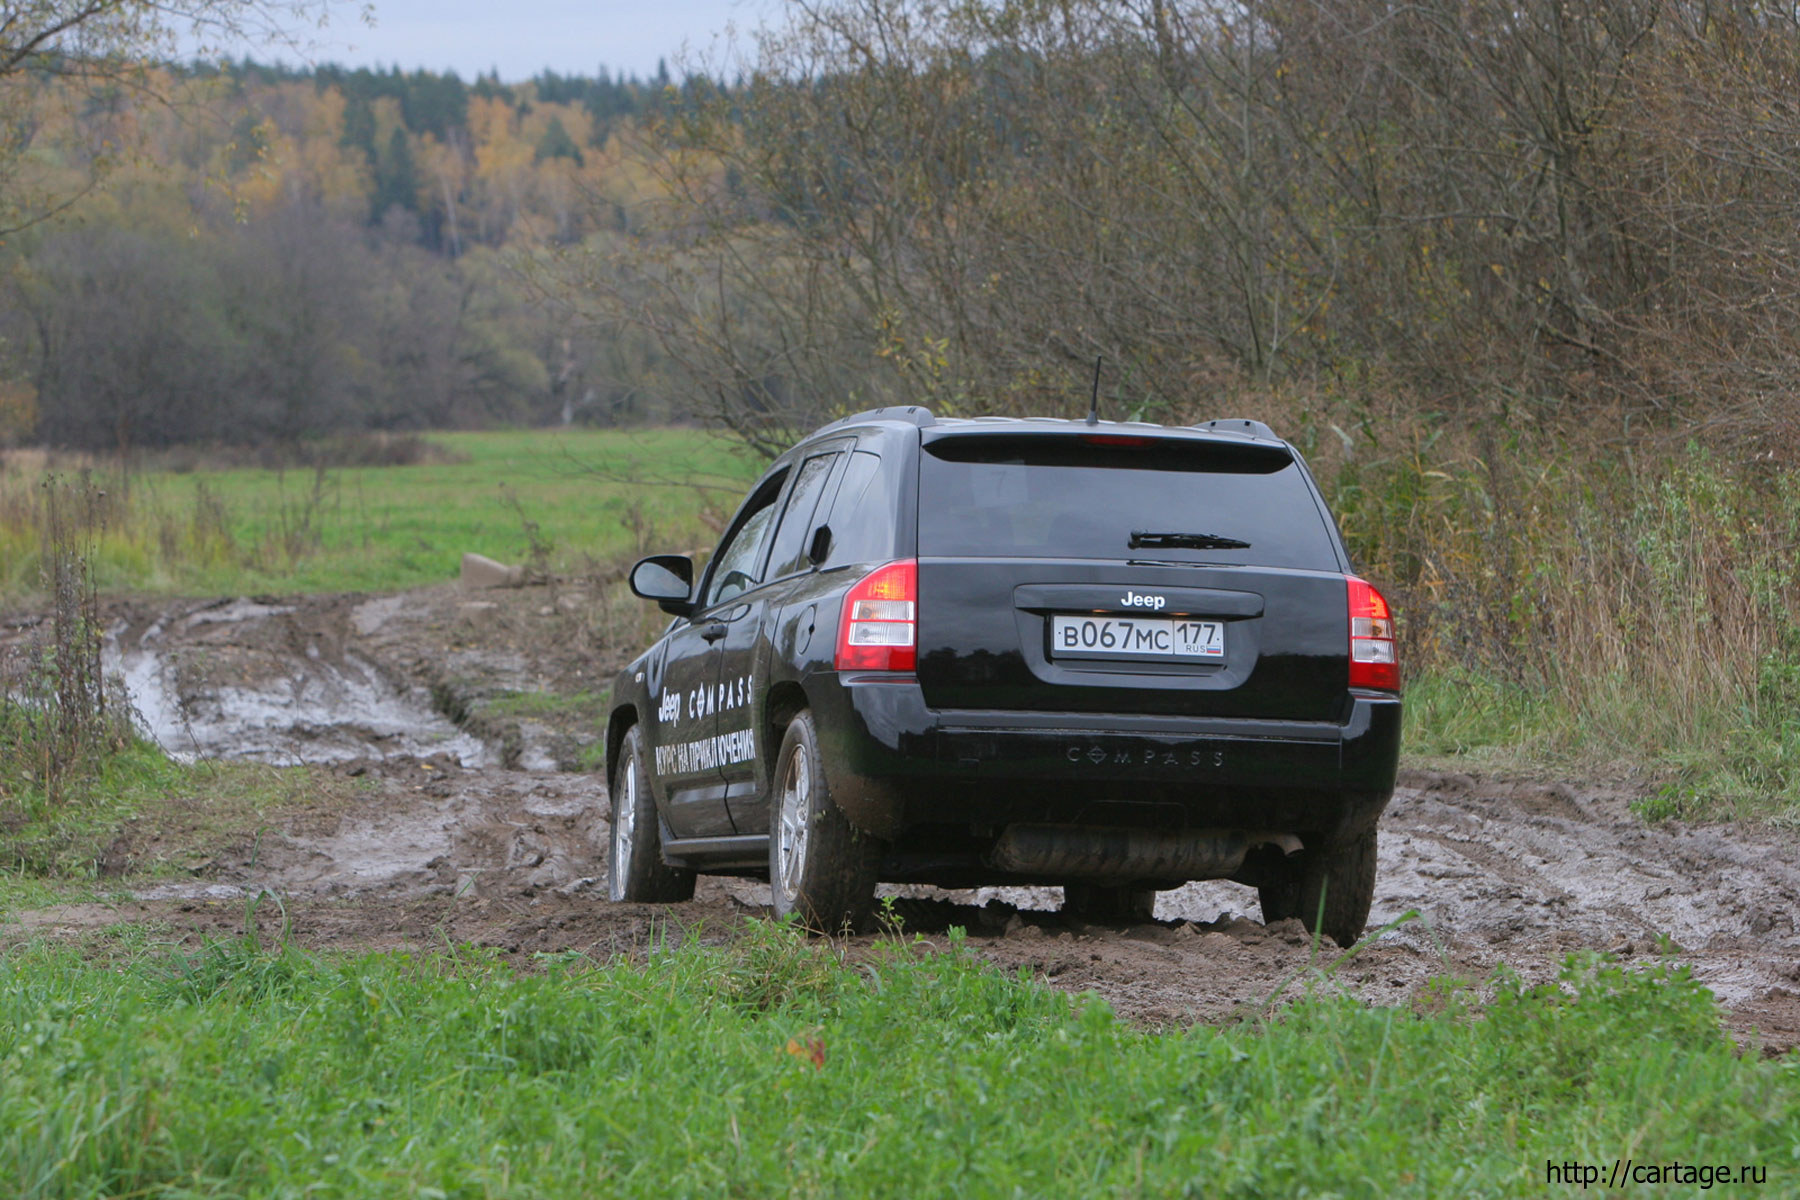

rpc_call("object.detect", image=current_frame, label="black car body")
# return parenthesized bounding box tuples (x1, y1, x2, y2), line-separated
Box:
(605, 408, 1401, 942)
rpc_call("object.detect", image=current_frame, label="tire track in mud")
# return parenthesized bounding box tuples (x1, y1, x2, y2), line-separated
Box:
(10, 589, 1800, 1048)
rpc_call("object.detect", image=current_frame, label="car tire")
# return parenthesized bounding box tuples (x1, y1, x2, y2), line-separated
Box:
(607, 724, 696, 903)
(1062, 883, 1158, 922)
(1257, 828, 1377, 947)
(770, 710, 881, 933)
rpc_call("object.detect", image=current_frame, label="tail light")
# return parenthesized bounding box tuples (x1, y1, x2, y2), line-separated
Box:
(835, 559, 917, 671)
(1347, 576, 1399, 691)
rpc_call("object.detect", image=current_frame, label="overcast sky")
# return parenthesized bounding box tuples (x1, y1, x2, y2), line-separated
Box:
(255, 0, 780, 82)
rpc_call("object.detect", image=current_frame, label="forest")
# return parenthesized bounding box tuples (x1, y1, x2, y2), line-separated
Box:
(0, 56, 701, 450)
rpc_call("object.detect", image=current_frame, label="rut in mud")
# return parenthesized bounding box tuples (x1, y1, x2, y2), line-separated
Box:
(10, 587, 1800, 1048)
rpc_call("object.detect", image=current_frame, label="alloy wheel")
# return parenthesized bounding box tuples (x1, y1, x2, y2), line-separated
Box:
(776, 747, 811, 904)
(610, 752, 636, 901)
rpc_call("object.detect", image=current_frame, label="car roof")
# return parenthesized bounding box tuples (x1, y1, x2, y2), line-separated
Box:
(804, 406, 1288, 449)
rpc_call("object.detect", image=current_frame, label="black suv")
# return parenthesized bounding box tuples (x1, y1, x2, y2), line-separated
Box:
(605, 408, 1400, 944)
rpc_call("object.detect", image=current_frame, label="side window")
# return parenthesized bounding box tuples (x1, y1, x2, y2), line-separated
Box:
(765, 452, 840, 580)
(703, 472, 787, 607)
(822, 450, 893, 564)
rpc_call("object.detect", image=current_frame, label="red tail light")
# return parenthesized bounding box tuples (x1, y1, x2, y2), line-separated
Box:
(1347, 577, 1399, 691)
(835, 559, 917, 671)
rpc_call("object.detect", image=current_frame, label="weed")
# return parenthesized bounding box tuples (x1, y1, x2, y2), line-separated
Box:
(1632, 784, 1696, 823)
(499, 483, 554, 582)
(0, 476, 133, 821)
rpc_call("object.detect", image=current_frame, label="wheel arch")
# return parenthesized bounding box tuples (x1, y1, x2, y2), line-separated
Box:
(763, 680, 811, 768)
(605, 704, 639, 787)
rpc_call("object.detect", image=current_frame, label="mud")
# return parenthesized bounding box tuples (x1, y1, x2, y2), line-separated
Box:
(9, 587, 1800, 1049)
(102, 595, 488, 766)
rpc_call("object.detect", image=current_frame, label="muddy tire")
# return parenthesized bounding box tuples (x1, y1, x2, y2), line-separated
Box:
(1062, 883, 1158, 922)
(1257, 829, 1377, 947)
(770, 710, 881, 933)
(607, 725, 695, 903)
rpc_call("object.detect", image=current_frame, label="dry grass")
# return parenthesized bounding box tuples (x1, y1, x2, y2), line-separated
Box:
(1242, 384, 1800, 812)
(1168, 376, 1800, 812)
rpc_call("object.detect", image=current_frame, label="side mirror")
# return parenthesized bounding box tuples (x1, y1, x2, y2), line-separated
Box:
(629, 554, 694, 616)
(807, 524, 833, 566)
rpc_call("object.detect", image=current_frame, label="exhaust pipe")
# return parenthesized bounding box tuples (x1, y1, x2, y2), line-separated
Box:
(990, 824, 1298, 884)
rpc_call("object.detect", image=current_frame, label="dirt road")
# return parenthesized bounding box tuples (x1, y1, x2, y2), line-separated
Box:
(9, 587, 1800, 1048)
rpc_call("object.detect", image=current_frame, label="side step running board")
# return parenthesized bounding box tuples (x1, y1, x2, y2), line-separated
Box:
(661, 833, 767, 870)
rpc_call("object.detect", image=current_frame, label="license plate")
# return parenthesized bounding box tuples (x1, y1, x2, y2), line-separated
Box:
(1049, 614, 1225, 661)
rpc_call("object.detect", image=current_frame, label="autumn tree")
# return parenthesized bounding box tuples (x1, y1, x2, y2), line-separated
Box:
(572, 0, 1800, 452)
(0, 0, 343, 232)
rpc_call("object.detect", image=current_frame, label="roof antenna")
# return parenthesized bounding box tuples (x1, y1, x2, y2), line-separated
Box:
(1086, 356, 1102, 426)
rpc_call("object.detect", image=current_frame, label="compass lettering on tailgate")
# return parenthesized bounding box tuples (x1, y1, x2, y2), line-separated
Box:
(1066, 745, 1224, 768)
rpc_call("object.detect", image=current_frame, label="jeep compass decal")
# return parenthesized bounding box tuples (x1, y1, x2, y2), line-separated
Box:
(654, 673, 753, 730)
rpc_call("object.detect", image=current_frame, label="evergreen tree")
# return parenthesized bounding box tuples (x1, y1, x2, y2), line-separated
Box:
(535, 116, 584, 167)
(341, 95, 376, 164)
(372, 127, 419, 222)
(402, 69, 468, 139)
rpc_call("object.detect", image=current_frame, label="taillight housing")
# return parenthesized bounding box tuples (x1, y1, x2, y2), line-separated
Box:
(835, 559, 917, 671)
(1347, 576, 1399, 691)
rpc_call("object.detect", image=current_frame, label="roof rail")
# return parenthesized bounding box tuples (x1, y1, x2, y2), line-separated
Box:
(1194, 417, 1280, 441)
(824, 405, 936, 431)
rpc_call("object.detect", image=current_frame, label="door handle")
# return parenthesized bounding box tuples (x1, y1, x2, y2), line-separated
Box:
(701, 622, 728, 643)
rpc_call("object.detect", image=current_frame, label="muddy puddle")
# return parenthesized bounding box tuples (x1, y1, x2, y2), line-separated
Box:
(8, 586, 1800, 1049)
(104, 596, 487, 767)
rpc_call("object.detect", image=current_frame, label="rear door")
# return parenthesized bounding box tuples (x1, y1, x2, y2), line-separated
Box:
(913, 430, 1352, 722)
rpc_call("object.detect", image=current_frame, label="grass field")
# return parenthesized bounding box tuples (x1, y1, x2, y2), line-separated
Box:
(2, 923, 1794, 1199)
(0, 430, 761, 603)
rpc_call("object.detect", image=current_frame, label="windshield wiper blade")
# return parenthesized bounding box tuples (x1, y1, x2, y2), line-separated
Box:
(1129, 530, 1251, 551)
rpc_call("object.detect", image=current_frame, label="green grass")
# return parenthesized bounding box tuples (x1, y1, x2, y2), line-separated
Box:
(482, 689, 609, 722)
(0, 742, 341, 884)
(0, 429, 760, 602)
(1402, 669, 1550, 766)
(0, 741, 185, 878)
(0, 923, 1794, 1198)
(1402, 663, 1800, 822)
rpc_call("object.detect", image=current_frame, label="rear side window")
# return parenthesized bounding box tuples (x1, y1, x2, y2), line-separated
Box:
(765, 451, 839, 579)
(918, 435, 1341, 570)
(821, 451, 896, 565)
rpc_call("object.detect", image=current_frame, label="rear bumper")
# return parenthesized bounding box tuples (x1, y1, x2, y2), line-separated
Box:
(812, 674, 1400, 842)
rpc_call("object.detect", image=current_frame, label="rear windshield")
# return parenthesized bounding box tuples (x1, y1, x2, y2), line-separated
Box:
(918, 434, 1342, 570)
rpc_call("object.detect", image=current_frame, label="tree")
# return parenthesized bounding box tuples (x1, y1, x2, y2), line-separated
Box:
(534, 115, 582, 166)
(563, 0, 1800, 451)
(371, 124, 418, 221)
(0, 0, 340, 233)
(339, 92, 375, 162)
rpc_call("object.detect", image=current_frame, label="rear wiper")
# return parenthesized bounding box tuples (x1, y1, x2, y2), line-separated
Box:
(1129, 530, 1251, 550)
